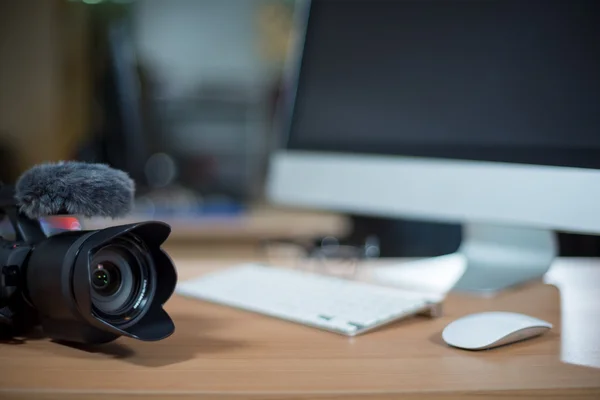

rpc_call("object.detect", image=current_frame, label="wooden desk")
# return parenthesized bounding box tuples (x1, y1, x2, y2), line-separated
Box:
(1, 255, 600, 399)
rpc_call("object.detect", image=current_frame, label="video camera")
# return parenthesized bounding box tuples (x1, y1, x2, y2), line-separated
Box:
(0, 162, 177, 345)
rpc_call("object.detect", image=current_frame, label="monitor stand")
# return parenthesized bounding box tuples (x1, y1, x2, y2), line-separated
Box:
(450, 223, 557, 295)
(363, 222, 557, 297)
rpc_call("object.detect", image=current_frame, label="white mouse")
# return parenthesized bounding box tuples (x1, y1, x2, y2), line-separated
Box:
(442, 311, 552, 350)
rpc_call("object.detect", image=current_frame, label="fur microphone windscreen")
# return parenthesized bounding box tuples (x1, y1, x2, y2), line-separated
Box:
(15, 161, 135, 219)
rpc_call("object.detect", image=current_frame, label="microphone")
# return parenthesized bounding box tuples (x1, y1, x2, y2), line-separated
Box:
(14, 161, 135, 219)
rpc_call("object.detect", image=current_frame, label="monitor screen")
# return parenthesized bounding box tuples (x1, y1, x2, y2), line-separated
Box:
(286, 0, 600, 169)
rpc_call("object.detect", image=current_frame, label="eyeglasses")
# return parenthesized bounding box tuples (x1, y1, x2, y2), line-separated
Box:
(259, 235, 381, 278)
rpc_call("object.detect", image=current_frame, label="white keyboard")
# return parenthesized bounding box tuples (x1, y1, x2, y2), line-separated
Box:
(176, 263, 443, 336)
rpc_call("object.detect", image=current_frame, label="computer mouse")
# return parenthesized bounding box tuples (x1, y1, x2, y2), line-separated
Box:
(441, 311, 552, 350)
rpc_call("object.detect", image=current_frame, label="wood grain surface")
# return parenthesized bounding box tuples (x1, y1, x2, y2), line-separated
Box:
(1, 253, 599, 399)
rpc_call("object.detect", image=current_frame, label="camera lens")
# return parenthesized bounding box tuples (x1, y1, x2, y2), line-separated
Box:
(24, 221, 175, 344)
(89, 234, 154, 326)
(91, 262, 121, 296)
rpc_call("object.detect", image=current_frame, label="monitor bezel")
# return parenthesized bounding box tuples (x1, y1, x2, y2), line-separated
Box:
(266, 0, 600, 235)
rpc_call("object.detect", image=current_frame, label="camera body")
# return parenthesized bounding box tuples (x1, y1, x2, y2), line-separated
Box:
(0, 187, 177, 345)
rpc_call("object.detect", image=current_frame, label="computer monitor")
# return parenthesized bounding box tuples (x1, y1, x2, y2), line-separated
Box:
(266, 0, 600, 294)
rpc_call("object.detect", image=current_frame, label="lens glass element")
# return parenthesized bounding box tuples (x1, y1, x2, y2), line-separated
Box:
(91, 262, 121, 296)
(89, 234, 154, 326)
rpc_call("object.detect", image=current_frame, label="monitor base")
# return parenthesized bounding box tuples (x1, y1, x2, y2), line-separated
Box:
(450, 223, 557, 296)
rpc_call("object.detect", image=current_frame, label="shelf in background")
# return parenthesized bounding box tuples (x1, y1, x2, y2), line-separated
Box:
(80, 204, 352, 243)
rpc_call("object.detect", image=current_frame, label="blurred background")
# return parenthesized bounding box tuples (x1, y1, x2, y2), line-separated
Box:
(1, 0, 598, 259)
(1, 0, 290, 205)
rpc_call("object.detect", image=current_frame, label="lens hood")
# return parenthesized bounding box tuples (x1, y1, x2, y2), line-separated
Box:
(26, 221, 177, 345)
